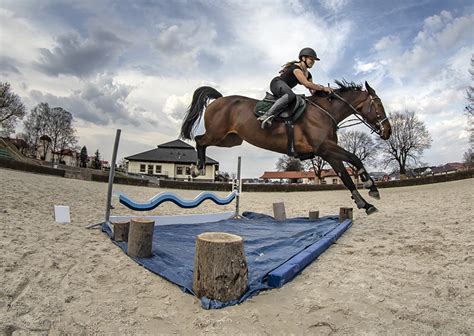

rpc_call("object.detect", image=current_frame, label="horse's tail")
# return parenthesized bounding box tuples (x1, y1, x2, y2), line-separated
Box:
(180, 86, 223, 140)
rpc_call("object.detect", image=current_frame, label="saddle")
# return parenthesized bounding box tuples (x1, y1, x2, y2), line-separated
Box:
(254, 92, 307, 121)
(254, 93, 307, 158)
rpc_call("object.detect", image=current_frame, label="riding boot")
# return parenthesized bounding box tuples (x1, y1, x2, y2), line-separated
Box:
(258, 93, 290, 129)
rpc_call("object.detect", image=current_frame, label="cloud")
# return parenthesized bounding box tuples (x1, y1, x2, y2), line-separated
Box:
(0, 7, 52, 67)
(28, 74, 159, 128)
(163, 93, 192, 124)
(0, 56, 21, 76)
(150, 19, 218, 71)
(319, 0, 348, 12)
(34, 27, 130, 78)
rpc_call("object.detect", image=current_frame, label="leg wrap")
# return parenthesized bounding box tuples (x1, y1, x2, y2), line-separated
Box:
(358, 168, 374, 188)
(351, 190, 366, 208)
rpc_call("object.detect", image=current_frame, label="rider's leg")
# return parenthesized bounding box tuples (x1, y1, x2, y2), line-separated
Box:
(258, 79, 295, 128)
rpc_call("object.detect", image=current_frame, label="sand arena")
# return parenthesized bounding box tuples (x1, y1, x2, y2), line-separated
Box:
(0, 168, 472, 335)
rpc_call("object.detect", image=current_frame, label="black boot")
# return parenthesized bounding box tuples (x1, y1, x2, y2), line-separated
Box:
(257, 94, 290, 129)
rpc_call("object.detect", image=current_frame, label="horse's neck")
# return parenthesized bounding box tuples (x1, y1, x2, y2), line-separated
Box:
(331, 91, 365, 123)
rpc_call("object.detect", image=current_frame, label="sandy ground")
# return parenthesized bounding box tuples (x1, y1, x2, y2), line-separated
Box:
(0, 167, 473, 335)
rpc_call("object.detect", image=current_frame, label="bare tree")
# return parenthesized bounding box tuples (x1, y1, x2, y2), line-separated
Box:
(22, 103, 51, 157)
(48, 107, 77, 163)
(376, 110, 432, 176)
(276, 155, 303, 171)
(23, 103, 77, 161)
(338, 130, 377, 180)
(0, 82, 26, 137)
(304, 156, 328, 183)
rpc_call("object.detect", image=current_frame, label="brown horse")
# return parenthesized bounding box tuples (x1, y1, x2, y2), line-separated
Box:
(180, 81, 392, 214)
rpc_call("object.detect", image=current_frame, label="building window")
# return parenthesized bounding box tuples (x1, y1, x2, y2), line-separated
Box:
(155, 165, 162, 174)
(332, 178, 338, 184)
(140, 164, 146, 172)
(186, 167, 191, 175)
(148, 165, 153, 175)
(176, 166, 183, 175)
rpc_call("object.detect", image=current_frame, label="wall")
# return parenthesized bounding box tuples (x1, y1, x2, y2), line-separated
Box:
(128, 161, 215, 181)
(0, 156, 65, 177)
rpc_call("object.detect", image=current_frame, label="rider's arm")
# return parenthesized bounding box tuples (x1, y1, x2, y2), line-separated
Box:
(294, 69, 332, 93)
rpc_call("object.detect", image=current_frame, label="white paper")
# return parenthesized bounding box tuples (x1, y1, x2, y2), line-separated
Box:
(54, 205, 71, 223)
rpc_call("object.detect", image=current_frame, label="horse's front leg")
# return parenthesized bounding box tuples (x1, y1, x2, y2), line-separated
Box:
(322, 143, 380, 199)
(357, 167, 380, 199)
(324, 156, 378, 215)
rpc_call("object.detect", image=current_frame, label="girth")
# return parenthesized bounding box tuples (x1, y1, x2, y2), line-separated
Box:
(254, 93, 307, 158)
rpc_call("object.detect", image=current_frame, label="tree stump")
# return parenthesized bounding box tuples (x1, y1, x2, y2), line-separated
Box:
(309, 211, 319, 220)
(193, 232, 248, 302)
(112, 221, 130, 242)
(339, 207, 353, 222)
(127, 218, 155, 258)
(273, 202, 286, 221)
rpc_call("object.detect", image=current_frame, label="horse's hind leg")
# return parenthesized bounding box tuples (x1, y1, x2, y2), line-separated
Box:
(189, 136, 207, 177)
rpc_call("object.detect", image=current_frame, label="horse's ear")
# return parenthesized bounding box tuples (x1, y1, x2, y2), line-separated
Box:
(365, 81, 376, 96)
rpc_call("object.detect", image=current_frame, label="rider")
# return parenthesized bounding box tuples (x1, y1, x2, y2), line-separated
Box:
(258, 47, 333, 128)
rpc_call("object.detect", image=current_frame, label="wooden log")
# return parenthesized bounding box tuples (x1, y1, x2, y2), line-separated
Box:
(339, 207, 353, 222)
(112, 220, 129, 242)
(273, 202, 286, 221)
(127, 218, 155, 258)
(309, 211, 319, 220)
(193, 232, 248, 302)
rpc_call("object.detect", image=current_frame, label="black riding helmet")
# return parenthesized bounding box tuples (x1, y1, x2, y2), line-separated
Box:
(299, 47, 320, 61)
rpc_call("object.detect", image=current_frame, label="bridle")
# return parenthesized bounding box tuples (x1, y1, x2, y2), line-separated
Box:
(332, 92, 388, 135)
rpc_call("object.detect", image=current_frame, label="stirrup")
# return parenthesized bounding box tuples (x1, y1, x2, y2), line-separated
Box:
(257, 114, 269, 122)
(260, 115, 273, 129)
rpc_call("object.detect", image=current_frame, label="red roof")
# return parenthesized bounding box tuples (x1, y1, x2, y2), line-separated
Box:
(319, 167, 356, 177)
(445, 162, 465, 170)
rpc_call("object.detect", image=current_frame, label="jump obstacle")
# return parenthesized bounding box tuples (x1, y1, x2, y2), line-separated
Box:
(87, 129, 243, 230)
(90, 129, 353, 309)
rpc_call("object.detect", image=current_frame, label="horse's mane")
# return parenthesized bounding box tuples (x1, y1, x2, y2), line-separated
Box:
(334, 79, 363, 92)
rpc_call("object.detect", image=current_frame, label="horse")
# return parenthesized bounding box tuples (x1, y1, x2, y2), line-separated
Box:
(180, 81, 392, 214)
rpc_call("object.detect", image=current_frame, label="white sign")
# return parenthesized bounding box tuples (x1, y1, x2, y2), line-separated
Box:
(54, 205, 71, 223)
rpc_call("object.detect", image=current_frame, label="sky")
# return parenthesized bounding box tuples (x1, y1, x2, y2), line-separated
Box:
(1, 0, 473, 178)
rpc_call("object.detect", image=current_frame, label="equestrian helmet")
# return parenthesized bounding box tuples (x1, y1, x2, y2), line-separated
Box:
(299, 47, 320, 61)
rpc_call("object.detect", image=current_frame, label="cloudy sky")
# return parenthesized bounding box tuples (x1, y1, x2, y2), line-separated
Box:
(1, 0, 473, 177)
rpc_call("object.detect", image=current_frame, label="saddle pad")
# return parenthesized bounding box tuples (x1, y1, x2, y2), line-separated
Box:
(254, 100, 273, 117)
(254, 97, 306, 123)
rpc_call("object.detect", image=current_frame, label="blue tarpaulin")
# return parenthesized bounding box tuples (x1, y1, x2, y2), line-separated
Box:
(102, 212, 351, 309)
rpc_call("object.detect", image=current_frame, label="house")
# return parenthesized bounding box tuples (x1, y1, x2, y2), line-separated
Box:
(35, 136, 79, 166)
(369, 171, 390, 182)
(319, 167, 357, 185)
(53, 149, 79, 166)
(260, 171, 317, 184)
(431, 162, 465, 176)
(125, 139, 218, 181)
(412, 162, 466, 177)
(260, 167, 357, 185)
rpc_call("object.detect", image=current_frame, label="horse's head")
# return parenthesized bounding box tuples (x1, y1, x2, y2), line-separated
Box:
(360, 82, 391, 140)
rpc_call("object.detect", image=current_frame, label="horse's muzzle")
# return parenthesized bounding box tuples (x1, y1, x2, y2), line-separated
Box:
(379, 120, 392, 140)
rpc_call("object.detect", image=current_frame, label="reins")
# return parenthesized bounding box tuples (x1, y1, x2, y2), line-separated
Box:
(305, 91, 383, 135)
(305, 98, 338, 128)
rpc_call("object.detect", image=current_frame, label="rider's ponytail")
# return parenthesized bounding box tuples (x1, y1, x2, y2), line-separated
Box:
(279, 60, 299, 74)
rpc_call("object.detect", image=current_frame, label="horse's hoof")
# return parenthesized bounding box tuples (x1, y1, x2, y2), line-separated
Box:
(368, 190, 380, 199)
(365, 206, 378, 215)
(363, 180, 374, 188)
